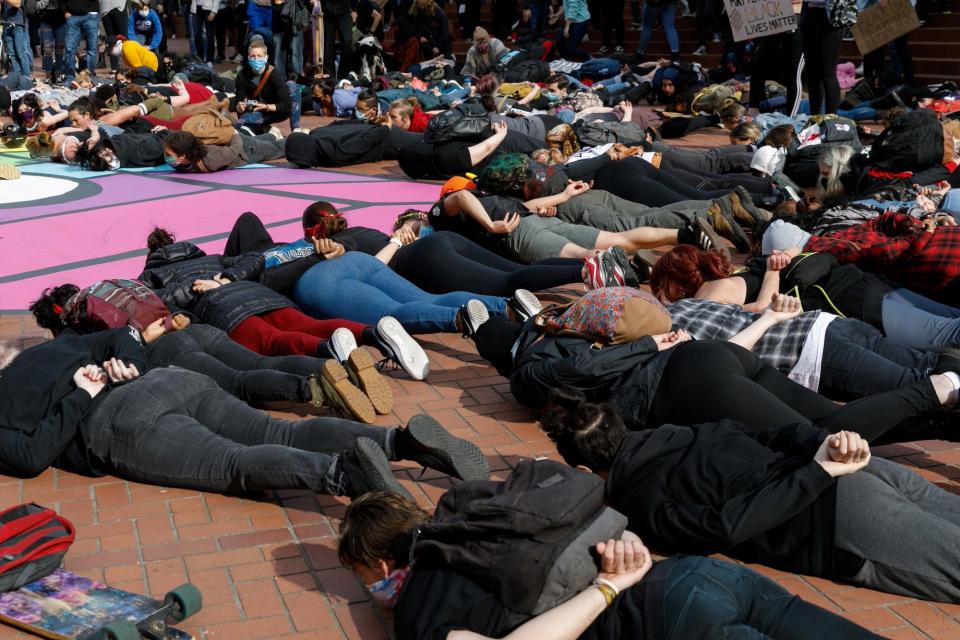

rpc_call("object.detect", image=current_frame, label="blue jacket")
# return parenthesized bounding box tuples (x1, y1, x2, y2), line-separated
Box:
(128, 9, 163, 50)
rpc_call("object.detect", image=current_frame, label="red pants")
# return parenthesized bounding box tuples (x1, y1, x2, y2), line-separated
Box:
(229, 308, 367, 356)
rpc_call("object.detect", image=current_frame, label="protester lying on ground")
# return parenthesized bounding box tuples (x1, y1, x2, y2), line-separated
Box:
(162, 127, 284, 172)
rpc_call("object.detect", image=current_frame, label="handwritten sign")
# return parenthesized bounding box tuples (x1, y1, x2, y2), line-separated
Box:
(724, 0, 797, 42)
(851, 0, 920, 55)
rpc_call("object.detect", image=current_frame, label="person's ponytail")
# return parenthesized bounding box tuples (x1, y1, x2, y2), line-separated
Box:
(540, 388, 627, 472)
(146, 227, 176, 253)
(29, 284, 80, 334)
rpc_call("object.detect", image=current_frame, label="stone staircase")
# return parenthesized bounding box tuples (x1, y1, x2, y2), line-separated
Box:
(445, 0, 960, 84)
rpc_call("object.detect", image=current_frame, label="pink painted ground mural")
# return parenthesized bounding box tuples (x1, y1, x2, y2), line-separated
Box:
(0, 154, 440, 313)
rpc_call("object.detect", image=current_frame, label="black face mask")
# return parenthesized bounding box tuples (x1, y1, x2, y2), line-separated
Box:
(820, 176, 830, 189)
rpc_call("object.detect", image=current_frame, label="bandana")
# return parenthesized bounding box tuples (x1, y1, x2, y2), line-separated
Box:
(477, 153, 546, 197)
(366, 563, 413, 609)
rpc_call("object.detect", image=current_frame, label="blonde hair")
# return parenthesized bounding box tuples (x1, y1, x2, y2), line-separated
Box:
(26, 132, 56, 159)
(729, 122, 760, 143)
(409, 0, 438, 16)
(472, 26, 490, 44)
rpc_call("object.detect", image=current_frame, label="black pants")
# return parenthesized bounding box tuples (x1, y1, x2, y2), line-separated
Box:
(863, 36, 914, 87)
(658, 157, 773, 197)
(194, 7, 217, 62)
(102, 8, 127, 70)
(393, 231, 584, 296)
(602, 0, 625, 47)
(473, 317, 523, 378)
(593, 158, 730, 207)
(87, 367, 392, 495)
(749, 30, 804, 116)
(147, 324, 322, 404)
(801, 6, 842, 115)
(323, 11, 353, 77)
(649, 341, 940, 441)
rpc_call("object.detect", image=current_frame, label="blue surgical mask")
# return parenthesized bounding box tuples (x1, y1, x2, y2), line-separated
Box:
(248, 58, 267, 73)
(418, 225, 433, 238)
(164, 154, 179, 168)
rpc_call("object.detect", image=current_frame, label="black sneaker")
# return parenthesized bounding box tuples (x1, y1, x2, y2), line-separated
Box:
(342, 437, 413, 500)
(508, 289, 543, 322)
(455, 299, 490, 338)
(396, 414, 489, 481)
(630, 250, 659, 283)
(678, 218, 731, 260)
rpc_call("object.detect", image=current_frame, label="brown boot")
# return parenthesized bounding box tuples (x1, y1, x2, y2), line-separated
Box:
(706, 201, 752, 253)
(733, 186, 773, 224)
(724, 192, 757, 227)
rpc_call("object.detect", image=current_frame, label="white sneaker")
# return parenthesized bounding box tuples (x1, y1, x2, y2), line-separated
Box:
(508, 289, 542, 322)
(268, 125, 283, 141)
(375, 316, 430, 381)
(328, 327, 358, 363)
(692, 45, 707, 56)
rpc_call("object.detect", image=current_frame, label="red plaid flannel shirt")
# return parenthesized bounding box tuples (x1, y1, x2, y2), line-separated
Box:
(805, 212, 960, 293)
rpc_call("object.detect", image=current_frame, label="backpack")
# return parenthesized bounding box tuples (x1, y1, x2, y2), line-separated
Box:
(563, 90, 603, 112)
(423, 102, 491, 144)
(61, 279, 171, 333)
(870, 109, 948, 173)
(534, 287, 672, 345)
(182, 108, 237, 146)
(689, 84, 738, 115)
(414, 459, 627, 616)
(0, 504, 75, 593)
(572, 120, 647, 147)
(503, 58, 550, 83)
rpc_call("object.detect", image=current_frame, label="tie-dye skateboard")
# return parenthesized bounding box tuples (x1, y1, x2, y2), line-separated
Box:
(0, 569, 202, 640)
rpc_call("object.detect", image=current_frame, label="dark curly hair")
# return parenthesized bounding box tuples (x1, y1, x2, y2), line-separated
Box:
(539, 388, 628, 472)
(30, 284, 80, 334)
(163, 131, 208, 163)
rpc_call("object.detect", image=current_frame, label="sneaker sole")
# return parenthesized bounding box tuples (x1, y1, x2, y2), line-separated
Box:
(466, 300, 490, 331)
(407, 414, 489, 481)
(320, 360, 377, 424)
(0, 165, 21, 180)
(329, 327, 358, 364)
(347, 348, 394, 415)
(351, 437, 413, 500)
(511, 289, 542, 321)
(376, 317, 430, 381)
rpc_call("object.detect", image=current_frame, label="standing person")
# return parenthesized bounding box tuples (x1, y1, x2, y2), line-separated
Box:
(601, 0, 625, 54)
(555, 0, 590, 61)
(128, 0, 163, 52)
(247, 0, 271, 42)
(408, 0, 450, 59)
(271, 0, 306, 78)
(2, 0, 33, 76)
(38, 0, 67, 82)
(521, 0, 547, 37)
(63, 0, 99, 80)
(637, 0, 679, 61)
(860, 0, 914, 88)
(747, 16, 804, 116)
(490, 0, 517, 39)
(800, 0, 856, 114)
(321, 0, 351, 77)
(192, 0, 220, 63)
(100, 0, 127, 71)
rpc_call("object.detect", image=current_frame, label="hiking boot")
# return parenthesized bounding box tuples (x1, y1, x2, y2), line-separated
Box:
(707, 200, 752, 253)
(328, 327, 358, 363)
(395, 414, 489, 481)
(455, 299, 490, 338)
(677, 218, 731, 260)
(346, 348, 394, 415)
(630, 250, 659, 283)
(722, 191, 757, 227)
(507, 289, 543, 322)
(374, 316, 430, 381)
(341, 437, 413, 500)
(318, 359, 377, 424)
(733, 186, 773, 224)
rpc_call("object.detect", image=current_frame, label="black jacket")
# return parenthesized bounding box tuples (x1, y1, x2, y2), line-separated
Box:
(284, 122, 390, 168)
(235, 66, 291, 123)
(606, 421, 843, 578)
(139, 242, 294, 333)
(0, 329, 146, 477)
(65, 0, 97, 15)
(510, 328, 671, 429)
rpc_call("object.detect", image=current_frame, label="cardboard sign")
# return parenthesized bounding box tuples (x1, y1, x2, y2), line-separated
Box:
(851, 0, 920, 55)
(723, 0, 798, 42)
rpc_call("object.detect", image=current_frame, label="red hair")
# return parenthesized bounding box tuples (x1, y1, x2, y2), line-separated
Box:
(650, 245, 732, 302)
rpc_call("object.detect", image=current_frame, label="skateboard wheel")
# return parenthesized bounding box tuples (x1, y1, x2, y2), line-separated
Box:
(165, 583, 203, 621)
(101, 620, 139, 640)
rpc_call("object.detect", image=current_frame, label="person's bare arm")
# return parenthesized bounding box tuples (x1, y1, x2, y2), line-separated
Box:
(374, 227, 416, 265)
(524, 180, 591, 212)
(98, 104, 144, 126)
(467, 120, 509, 167)
(728, 293, 802, 351)
(444, 190, 521, 234)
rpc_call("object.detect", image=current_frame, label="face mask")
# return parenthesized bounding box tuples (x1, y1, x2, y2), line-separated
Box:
(248, 58, 267, 73)
(164, 154, 179, 168)
(365, 565, 412, 610)
(106, 154, 121, 170)
(19, 109, 35, 124)
(545, 92, 559, 102)
(477, 42, 489, 53)
(139, 9, 150, 16)
(112, 43, 124, 57)
(418, 225, 433, 238)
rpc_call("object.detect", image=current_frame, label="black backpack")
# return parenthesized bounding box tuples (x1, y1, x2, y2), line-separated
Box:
(414, 459, 627, 616)
(870, 109, 946, 173)
(573, 120, 647, 147)
(423, 102, 491, 145)
(495, 49, 550, 83)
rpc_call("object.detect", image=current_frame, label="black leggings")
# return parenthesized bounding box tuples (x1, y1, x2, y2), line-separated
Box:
(649, 341, 939, 441)
(393, 231, 583, 296)
(602, 0, 626, 46)
(592, 158, 730, 207)
(801, 6, 842, 115)
(659, 157, 774, 197)
(102, 8, 128, 71)
(147, 323, 321, 404)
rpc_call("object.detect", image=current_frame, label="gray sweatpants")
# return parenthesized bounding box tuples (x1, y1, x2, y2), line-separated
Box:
(651, 141, 755, 174)
(557, 189, 712, 232)
(835, 457, 960, 603)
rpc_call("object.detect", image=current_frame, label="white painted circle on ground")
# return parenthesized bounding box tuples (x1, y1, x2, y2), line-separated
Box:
(0, 175, 79, 204)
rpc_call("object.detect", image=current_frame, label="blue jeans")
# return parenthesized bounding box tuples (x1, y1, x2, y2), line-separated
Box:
(38, 21, 66, 77)
(555, 19, 590, 60)
(193, 8, 216, 62)
(273, 28, 304, 78)
(292, 252, 507, 334)
(639, 2, 679, 55)
(797, 99, 878, 121)
(64, 13, 99, 79)
(662, 557, 883, 639)
(287, 80, 301, 129)
(942, 189, 960, 216)
(882, 287, 960, 351)
(528, 0, 547, 36)
(3, 23, 33, 76)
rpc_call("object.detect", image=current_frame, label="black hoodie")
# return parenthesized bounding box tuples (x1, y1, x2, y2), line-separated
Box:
(605, 420, 847, 579)
(0, 329, 146, 477)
